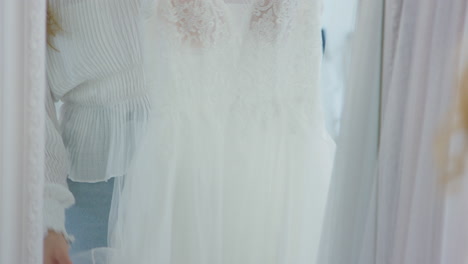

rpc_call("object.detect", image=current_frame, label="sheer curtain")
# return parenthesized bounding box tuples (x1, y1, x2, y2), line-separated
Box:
(440, 27, 468, 264)
(377, 0, 467, 263)
(320, 0, 468, 263)
(0, 0, 47, 264)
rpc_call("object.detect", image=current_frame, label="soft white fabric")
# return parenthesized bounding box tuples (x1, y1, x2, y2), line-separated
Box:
(72, 0, 335, 263)
(45, 0, 149, 235)
(376, 1, 467, 263)
(319, 0, 468, 263)
(441, 168, 468, 264)
(437, 17, 468, 264)
(43, 184, 75, 242)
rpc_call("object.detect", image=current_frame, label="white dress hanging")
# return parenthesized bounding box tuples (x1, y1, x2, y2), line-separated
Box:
(73, 1, 334, 263)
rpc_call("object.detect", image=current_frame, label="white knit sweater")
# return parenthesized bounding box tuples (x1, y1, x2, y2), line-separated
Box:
(44, 0, 150, 238)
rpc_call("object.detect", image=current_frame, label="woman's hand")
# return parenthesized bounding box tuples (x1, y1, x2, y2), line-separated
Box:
(43, 230, 72, 264)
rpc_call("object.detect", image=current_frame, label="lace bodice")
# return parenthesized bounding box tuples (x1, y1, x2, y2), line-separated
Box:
(152, 0, 313, 47)
(250, 0, 299, 42)
(142, 0, 323, 120)
(159, 0, 230, 47)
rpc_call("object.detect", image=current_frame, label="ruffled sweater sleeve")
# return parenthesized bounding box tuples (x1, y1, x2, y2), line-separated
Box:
(44, 84, 75, 242)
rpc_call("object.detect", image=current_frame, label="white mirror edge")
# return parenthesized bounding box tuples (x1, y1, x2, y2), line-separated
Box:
(0, 0, 46, 263)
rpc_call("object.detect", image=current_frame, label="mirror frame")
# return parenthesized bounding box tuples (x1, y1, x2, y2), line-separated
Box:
(0, 0, 46, 263)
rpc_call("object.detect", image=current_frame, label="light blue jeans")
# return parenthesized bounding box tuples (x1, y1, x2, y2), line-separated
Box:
(65, 178, 115, 256)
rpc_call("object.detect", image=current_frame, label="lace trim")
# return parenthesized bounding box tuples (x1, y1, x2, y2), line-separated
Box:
(160, 0, 230, 48)
(158, 0, 304, 45)
(250, 0, 299, 42)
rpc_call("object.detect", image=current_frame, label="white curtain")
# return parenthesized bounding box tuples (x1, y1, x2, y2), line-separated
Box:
(0, 1, 47, 264)
(320, 0, 468, 263)
(440, 24, 468, 264)
(377, 0, 467, 263)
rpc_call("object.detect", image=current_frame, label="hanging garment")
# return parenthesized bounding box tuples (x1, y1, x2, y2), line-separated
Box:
(72, 0, 335, 264)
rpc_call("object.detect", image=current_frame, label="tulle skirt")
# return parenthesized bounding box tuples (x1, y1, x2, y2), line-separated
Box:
(71, 102, 334, 264)
(108, 101, 335, 263)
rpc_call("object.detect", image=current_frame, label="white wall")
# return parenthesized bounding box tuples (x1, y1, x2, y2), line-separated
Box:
(321, 0, 358, 138)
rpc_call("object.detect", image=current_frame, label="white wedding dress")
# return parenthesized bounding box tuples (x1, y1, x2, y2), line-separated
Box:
(73, 0, 335, 263)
